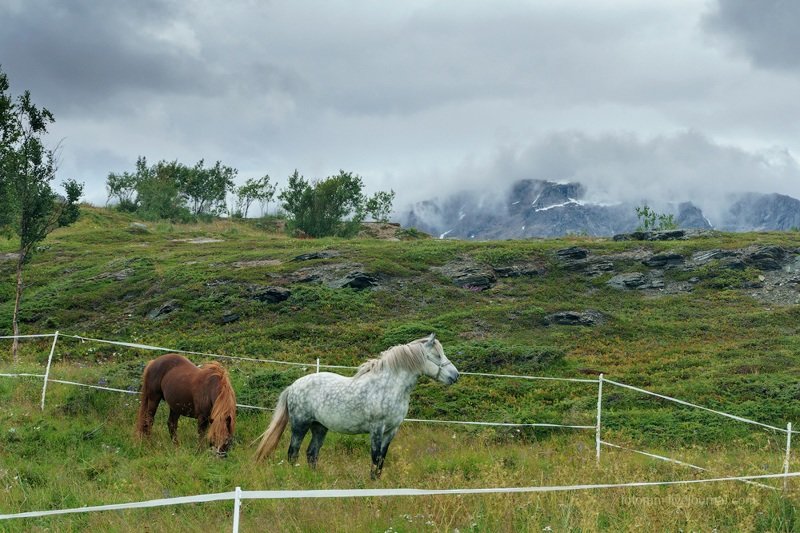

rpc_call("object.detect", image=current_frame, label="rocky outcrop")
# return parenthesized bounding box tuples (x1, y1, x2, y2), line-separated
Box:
(147, 300, 179, 320)
(292, 250, 340, 261)
(544, 310, 605, 326)
(328, 272, 379, 290)
(643, 253, 684, 268)
(249, 286, 291, 303)
(433, 260, 496, 290)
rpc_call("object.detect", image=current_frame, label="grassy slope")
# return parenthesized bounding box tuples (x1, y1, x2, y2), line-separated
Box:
(1, 207, 799, 531)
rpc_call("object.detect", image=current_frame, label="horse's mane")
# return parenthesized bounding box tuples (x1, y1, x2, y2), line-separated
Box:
(352, 337, 438, 379)
(202, 362, 237, 447)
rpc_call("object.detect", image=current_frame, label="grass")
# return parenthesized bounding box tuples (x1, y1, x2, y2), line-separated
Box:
(1, 207, 800, 530)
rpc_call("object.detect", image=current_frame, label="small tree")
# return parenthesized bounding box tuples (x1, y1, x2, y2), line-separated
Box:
(180, 160, 236, 216)
(234, 174, 276, 218)
(635, 205, 677, 232)
(278, 170, 394, 237)
(0, 66, 84, 359)
(366, 190, 395, 222)
(136, 159, 190, 221)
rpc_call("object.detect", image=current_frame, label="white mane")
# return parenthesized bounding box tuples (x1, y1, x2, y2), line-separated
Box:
(353, 337, 439, 379)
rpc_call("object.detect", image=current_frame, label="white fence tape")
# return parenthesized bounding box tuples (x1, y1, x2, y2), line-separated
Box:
(2, 472, 799, 521)
(460, 371, 597, 384)
(604, 378, 787, 433)
(0, 333, 56, 339)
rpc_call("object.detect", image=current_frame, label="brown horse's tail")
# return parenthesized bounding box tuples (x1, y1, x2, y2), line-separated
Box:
(255, 388, 289, 461)
(135, 360, 155, 437)
(208, 365, 237, 448)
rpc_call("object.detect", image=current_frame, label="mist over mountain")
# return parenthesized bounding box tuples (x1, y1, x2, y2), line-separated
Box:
(402, 179, 800, 239)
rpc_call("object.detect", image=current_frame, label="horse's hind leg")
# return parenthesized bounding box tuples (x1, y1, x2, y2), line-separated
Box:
(306, 422, 328, 468)
(287, 419, 311, 464)
(167, 410, 180, 444)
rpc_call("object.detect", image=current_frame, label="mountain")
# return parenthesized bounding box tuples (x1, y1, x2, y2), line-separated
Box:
(403, 179, 797, 239)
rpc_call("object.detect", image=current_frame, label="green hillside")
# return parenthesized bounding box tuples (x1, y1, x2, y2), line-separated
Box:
(1, 207, 799, 530)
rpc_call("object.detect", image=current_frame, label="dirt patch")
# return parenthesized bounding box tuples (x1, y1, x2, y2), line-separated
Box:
(231, 259, 282, 268)
(358, 222, 402, 240)
(171, 238, 225, 244)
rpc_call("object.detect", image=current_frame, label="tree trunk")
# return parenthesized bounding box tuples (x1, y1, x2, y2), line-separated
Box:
(11, 250, 25, 362)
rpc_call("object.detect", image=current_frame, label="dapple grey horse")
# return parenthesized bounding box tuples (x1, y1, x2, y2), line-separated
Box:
(255, 334, 459, 479)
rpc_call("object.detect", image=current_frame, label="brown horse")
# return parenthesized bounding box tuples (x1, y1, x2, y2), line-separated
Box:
(136, 353, 237, 457)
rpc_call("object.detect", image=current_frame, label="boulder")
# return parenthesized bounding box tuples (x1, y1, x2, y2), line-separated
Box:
(292, 250, 340, 261)
(544, 310, 605, 326)
(434, 260, 496, 290)
(328, 272, 379, 290)
(147, 299, 179, 320)
(493, 263, 544, 278)
(221, 312, 240, 324)
(128, 222, 149, 234)
(607, 273, 647, 289)
(744, 246, 786, 271)
(556, 247, 589, 260)
(249, 286, 291, 303)
(643, 253, 684, 268)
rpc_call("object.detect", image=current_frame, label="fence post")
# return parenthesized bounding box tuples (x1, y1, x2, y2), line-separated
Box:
(40, 331, 59, 412)
(316, 358, 320, 373)
(232, 486, 242, 533)
(596, 373, 603, 465)
(784, 422, 792, 492)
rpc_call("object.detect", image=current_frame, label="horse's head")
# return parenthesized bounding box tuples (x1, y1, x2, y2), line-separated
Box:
(209, 414, 235, 458)
(420, 333, 459, 385)
(207, 369, 237, 458)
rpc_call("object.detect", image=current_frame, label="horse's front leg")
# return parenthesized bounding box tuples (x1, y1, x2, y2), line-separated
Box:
(378, 426, 399, 474)
(197, 415, 210, 449)
(167, 410, 180, 444)
(370, 425, 387, 480)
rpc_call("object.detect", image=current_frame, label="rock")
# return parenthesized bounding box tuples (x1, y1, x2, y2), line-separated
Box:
(544, 310, 605, 326)
(744, 246, 786, 271)
(556, 247, 589, 260)
(614, 229, 713, 241)
(691, 249, 738, 265)
(328, 271, 379, 290)
(221, 312, 240, 324)
(128, 223, 149, 234)
(607, 273, 647, 289)
(434, 260, 496, 290)
(292, 250, 340, 261)
(585, 261, 615, 276)
(643, 253, 684, 268)
(147, 299, 179, 320)
(493, 263, 544, 278)
(0, 252, 20, 262)
(249, 286, 291, 303)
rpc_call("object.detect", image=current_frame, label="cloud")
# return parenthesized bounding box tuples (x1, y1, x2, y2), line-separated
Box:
(406, 130, 800, 223)
(704, 0, 800, 72)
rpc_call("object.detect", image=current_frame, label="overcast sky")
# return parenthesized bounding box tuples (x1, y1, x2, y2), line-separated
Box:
(1, 0, 799, 213)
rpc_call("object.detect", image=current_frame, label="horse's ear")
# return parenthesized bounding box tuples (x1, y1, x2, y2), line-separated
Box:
(425, 333, 436, 347)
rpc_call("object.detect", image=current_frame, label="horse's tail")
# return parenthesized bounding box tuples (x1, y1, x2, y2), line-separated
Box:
(254, 388, 290, 461)
(208, 365, 237, 447)
(135, 359, 155, 437)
